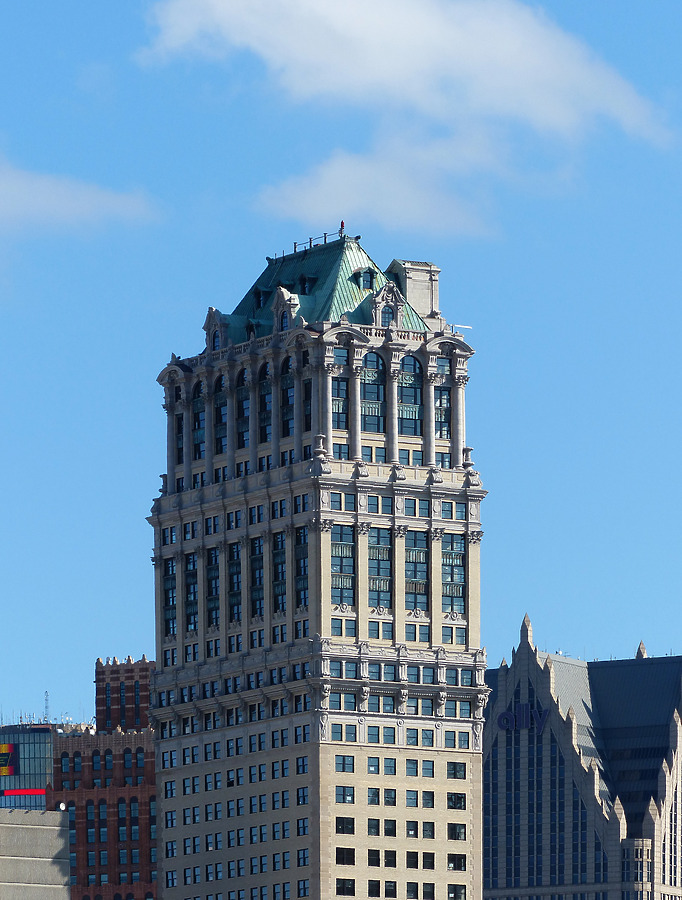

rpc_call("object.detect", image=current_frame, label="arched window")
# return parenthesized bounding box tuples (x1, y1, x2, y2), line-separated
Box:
(92, 750, 100, 771)
(60, 753, 70, 774)
(123, 748, 132, 770)
(215, 374, 225, 392)
(118, 798, 126, 820)
(104, 749, 113, 771)
(236, 369, 250, 450)
(192, 380, 203, 399)
(73, 752, 81, 773)
(280, 310, 289, 331)
(130, 798, 139, 819)
(258, 363, 272, 444)
(212, 329, 220, 351)
(361, 353, 386, 433)
(86, 801, 95, 821)
(136, 747, 145, 769)
(381, 306, 394, 327)
(398, 355, 423, 435)
(98, 800, 107, 821)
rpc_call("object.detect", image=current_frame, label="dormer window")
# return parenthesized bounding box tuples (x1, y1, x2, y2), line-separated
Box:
(361, 270, 374, 290)
(254, 289, 264, 310)
(212, 330, 220, 351)
(381, 306, 394, 327)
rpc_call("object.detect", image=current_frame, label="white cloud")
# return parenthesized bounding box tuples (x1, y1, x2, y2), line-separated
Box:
(142, 0, 668, 231)
(0, 156, 156, 231)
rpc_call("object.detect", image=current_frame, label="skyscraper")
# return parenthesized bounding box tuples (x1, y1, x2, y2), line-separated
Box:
(150, 233, 488, 900)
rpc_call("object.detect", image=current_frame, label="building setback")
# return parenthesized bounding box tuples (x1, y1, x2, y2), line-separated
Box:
(47, 656, 157, 900)
(150, 233, 489, 900)
(484, 616, 682, 900)
(0, 808, 70, 899)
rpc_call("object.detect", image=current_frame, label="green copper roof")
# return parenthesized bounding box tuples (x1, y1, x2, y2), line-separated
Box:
(221, 236, 426, 341)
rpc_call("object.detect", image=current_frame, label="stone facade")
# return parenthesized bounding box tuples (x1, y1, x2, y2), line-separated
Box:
(484, 617, 682, 900)
(150, 235, 488, 900)
(0, 807, 70, 899)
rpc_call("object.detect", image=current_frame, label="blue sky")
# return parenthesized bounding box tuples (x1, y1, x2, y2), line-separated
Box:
(2, 0, 681, 721)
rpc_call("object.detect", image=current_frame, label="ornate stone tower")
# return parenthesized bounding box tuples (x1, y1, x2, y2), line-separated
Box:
(149, 233, 488, 900)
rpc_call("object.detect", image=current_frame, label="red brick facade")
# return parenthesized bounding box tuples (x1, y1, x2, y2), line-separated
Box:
(46, 657, 157, 900)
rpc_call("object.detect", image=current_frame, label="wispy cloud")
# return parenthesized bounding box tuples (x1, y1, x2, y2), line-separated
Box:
(0, 156, 156, 231)
(142, 0, 669, 232)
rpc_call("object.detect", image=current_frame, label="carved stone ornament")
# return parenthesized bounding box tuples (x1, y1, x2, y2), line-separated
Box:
(357, 522, 372, 535)
(355, 461, 370, 478)
(429, 466, 443, 484)
(430, 527, 444, 541)
(320, 519, 334, 533)
(465, 470, 482, 488)
(393, 464, 407, 481)
(325, 363, 343, 376)
(455, 374, 470, 388)
(427, 372, 445, 385)
(467, 530, 484, 544)
(407, 608, 425, 619)
(393, 525, 408, 539)
(473, 721, 483, 750)
(319, 714, 328, 740)
(443, 611, 464, 622)
(369, 605, 390, 616)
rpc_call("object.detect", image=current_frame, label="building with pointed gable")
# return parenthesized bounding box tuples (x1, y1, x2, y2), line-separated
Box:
(484, 616, 682, 900)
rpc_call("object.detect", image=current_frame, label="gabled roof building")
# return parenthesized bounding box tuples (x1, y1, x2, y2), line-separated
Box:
(484, 617, 682, 900)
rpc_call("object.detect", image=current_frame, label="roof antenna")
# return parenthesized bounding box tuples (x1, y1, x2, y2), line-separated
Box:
(339, 220, 345, 237)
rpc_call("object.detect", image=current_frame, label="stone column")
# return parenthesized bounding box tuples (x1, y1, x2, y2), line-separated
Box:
(429, 528, 444, 642)
(356, 523, 370, 639)
(310, 367, 320, 446)
(165, 399, 175, 492)
(466, 530, 483, 649)
(182, 400, 192, 490)
(387, 368, 400, 464)
(293, 367, 303, 462)
(424, 374, 437, 467)
(393, 525, 407, 641)
(271, 373, 281, 468)
(226, 379, 236, 478)
(350, 365, 362, 460)
(453, 375, 469, 468)
(204, 383, 215, 484)
(249, 375, 258, 474)
(323, 364, 335, 456)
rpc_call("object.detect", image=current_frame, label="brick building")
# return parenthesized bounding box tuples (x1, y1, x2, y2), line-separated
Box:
(47, 656, 157, 900)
